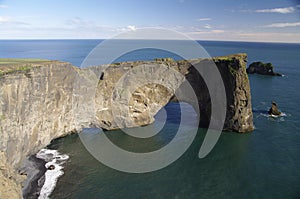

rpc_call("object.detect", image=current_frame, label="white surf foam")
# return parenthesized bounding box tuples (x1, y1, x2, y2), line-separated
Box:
(260, 112, 287, 118)
(259, 112, 288, 122)
(36, 149, 69, 199)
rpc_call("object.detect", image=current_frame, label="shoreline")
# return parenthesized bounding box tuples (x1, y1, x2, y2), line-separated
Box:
(21, 155, 47, 199)
(20, 148, 69, 199)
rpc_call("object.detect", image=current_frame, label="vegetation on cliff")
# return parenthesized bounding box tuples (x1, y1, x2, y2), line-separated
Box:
(0, 58, 51, 77)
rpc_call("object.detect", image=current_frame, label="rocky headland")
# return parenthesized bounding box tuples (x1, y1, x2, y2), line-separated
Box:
(0, 54, 253, 198)
(246, 61, 282, 76)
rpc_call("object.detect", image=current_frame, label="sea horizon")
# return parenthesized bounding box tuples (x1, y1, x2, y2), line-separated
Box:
(1, 38, 300, 45)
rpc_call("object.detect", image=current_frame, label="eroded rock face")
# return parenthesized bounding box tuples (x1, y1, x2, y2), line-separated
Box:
(0, 54, 253, 198)
(92, 63, 184, 130)
(246, 61, 282, 76)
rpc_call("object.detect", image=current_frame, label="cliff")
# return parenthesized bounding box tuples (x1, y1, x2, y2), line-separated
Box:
(0, 54, 253, 198)
(0, 60, 79, 198)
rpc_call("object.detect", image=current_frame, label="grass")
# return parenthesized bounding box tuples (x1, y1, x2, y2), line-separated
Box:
(0, 58, 51, 77)
(0, 58, 49, 66)
(217, 57, 233, 61)
(0, 65, 32, 77)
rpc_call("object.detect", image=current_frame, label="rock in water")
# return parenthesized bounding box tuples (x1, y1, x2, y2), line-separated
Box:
(268, 101, 281, 116)
(47, 165, 55, 170)
(246, 61, 282, 76)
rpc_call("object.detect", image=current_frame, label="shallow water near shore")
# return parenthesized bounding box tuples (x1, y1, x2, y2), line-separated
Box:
(2, 40, 300, 198)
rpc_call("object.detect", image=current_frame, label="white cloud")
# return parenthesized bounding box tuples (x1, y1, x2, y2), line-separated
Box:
(0, 16, 10, 23)
(255, 6, 295, 14)
(66, 17, 94, 27)
(211, 29, 225, 33)
(239, 9, 252, 13)
(0, 16, 30, 26)
(264, 22, 300, 28)
(188, 29, 225, 35)
(204, 24, 212, 29)
(126, 25, 136, 31)
(187, 30, 300, 43)
(236, 32, 300, 43)
(0, 5, 8, 8)
(197, 18, 211, 21)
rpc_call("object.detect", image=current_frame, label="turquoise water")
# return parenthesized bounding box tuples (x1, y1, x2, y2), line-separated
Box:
(1, 40, 300, 198)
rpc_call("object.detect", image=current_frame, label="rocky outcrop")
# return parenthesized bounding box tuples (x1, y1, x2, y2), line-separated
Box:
(268, 101, 281, 116)
(0, 54, 253, 198)
(246, 61, 282, 76)
(213, 55, 253, 132)
(89, 54, 253, 132)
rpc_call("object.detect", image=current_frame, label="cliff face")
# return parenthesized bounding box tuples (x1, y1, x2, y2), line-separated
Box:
(214, 55, 253, 132)
(0, 61, 80, 198)
(0, 54, 253, 198)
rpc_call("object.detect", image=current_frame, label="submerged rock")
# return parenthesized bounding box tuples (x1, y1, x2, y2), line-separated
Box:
(268, 101, 281, 116)
(246, 61, 282, 76)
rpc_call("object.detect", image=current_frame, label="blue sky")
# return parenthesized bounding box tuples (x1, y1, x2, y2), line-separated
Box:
(0, 0, 300, 42)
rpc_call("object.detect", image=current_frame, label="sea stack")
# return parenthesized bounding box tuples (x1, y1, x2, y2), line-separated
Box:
(246, 61, 282, 76)
(268, 101, 281, 116)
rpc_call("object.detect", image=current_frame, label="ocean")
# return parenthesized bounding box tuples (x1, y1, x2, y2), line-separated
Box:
(1, 40, 300, 199)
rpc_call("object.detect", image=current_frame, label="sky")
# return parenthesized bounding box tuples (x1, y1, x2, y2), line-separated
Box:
(0, 0, 300, 42)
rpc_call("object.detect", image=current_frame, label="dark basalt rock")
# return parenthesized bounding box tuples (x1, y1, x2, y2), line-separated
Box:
(246, 61, 282, 76)
(268, 101, 281, 116)
(47, 165, 55, 170)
